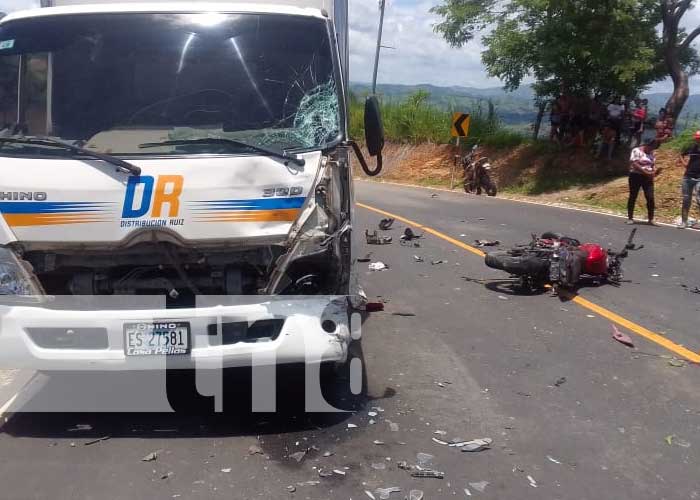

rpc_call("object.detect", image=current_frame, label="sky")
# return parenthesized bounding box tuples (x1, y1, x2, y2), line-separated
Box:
(1, 0, 698, 93)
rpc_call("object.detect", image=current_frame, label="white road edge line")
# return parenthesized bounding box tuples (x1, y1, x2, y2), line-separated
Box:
(355, 178, 684, 229)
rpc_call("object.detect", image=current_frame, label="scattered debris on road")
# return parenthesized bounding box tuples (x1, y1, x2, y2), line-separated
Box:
(468, 481, 489, 493)
(401, 228, 422, 242)
(460, 438, 492, 452)
(371, 462, 387, 470)
(410, 469, 445, 479)
(392, 311, 416, 317)
(414, 255, 424, 262)
(612, 325, 634, 348)
(160, 471, 174, 480)
(369, 261, 389, 271)
(248, 445, 264, 455)
(357, 253, 373, 263)
(366, 230, 392, 245)
(668, 358, 687, 367)
(375, 486, 401, 499)
(289, 450, 307, 463)
(409, 490, 424, 500)
(141, 451, 159, 462)
(416, 453, 434, 466)
(546, 455, 562, 464)
(379, 218, 395, 230)
(665, 434, 691, 447)
(474, 239, 500, 247)
(84, 436, 110, 446)
(527, 475, 538, 488)
(286, 485, 296, 493)
(554, 377, 567, 387)
(431, 259, 445, 265)
(221, 468, 232, 473)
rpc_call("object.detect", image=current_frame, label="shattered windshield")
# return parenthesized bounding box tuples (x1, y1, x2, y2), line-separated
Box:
(0, 13, 341, 155)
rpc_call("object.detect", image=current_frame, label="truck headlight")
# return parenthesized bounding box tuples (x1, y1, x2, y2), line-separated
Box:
(0, 247, 44, 300)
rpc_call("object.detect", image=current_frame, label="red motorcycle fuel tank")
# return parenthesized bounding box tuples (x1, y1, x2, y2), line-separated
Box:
(579, 243, 608, 274)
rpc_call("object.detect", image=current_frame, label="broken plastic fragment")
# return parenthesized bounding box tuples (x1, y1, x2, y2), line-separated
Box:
(389, 421, 400, 432)
(460, 438, 492, 452)
(468, 481, 489, 493)
(527, 475, 538, 488)
(373, 440, 385, 445)
(221, 468, 232, 473)
(554, 377, 567, 387)
(248, 445, 263, 455)
(365, 491, 376, 500)
(416, 452, 434, 467)
(84, 436, 110, 446)
(474, 239, 500, 247)
(286, 485, 296, 493)
(611, 325, 634, 348)
(375, 486, 401, 499)
(366, 230, 392, 245)
(289, 450, 307, 463)
(432, 437, 448, 445)
(369, 262, 389, 271)
(379, 218, 395, 230)
(347, 423, 358, 429)
(141, 451, 159, 462)
(409, 490, 424, 500)
(546, 455, 562, 464)
(410, 469, 444, 479)
(371, 462, 387, 470)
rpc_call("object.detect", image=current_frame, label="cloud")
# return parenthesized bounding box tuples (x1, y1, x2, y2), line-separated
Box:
(349, 0, 500, 88)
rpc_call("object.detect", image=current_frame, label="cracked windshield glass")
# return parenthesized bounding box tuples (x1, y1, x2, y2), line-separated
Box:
(0, 12, 340, 155)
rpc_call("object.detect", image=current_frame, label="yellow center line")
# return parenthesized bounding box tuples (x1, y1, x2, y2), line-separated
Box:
(357, 201, 700, 363)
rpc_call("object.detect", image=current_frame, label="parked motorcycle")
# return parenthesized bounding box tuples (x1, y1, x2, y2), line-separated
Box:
(484, 229, 642, 295)
(458, 144, 497, 196)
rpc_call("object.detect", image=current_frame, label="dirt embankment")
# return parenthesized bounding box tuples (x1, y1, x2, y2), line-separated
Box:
(358, 142, 699, 223)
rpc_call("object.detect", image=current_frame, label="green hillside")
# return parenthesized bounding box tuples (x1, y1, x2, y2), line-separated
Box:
(350, 83, 700, 130)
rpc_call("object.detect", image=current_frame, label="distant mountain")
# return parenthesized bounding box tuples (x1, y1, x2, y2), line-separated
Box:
(350, 82, 700, 128)
(350, 82, 536, 126)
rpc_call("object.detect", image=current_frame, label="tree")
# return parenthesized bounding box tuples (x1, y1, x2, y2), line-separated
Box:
(431, 1, 665, 104)
(661, 0, 700, 119)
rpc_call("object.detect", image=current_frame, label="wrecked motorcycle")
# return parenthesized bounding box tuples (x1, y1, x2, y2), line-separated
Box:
(484, 229, 642, 294)
(457, 144, 497, 196)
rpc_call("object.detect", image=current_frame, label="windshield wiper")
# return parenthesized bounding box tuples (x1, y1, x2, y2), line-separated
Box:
(0, 136, 141, 176)
(138, 138, 305, 166)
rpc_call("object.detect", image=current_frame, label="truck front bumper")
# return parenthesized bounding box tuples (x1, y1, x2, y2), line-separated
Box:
(0, 296, 350, 371)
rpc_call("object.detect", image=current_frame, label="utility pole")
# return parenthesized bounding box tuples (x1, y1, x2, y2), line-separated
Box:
(371, 0, 386, 95)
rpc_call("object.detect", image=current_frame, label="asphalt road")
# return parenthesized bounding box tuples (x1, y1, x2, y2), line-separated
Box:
(1, 181, 699, 500)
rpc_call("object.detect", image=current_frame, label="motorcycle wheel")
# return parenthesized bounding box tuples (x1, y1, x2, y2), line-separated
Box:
(485, 180, 497, 197)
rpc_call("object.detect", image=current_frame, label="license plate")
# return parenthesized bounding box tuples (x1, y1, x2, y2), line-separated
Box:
(124, 321, 190, 356)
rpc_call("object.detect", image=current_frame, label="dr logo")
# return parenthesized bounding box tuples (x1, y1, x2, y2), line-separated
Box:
(122, 175, 183, 218)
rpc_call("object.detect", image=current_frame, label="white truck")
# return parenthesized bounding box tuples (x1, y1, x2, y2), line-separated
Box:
(0, 0, 384, 375)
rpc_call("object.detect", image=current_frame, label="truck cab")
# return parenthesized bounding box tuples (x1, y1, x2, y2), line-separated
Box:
(0, 1, 383, 373)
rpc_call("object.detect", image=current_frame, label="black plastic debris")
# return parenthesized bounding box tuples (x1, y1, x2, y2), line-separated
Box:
(475, 239, 500, 247)
(84, 436, 110, 446)
(410, 469, 445, 479)
(357, 253, 373, 263)
(554, 377, 567, 387)
(379, 218, 395, 230)
(401, 228, 421, 241)
(366, 230, 392, 245)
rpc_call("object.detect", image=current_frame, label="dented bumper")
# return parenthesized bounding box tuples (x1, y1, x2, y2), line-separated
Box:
(0, 296, 350, 371)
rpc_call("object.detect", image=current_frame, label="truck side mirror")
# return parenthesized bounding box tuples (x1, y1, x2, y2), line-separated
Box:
(364, 96, 384, 157)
